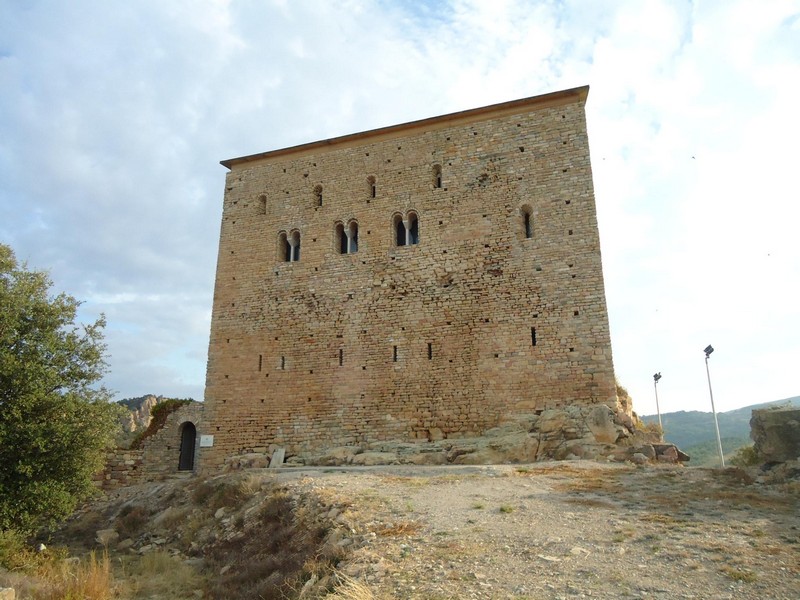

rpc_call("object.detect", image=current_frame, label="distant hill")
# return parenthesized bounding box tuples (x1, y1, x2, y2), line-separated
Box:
(641, 396, 799, 465)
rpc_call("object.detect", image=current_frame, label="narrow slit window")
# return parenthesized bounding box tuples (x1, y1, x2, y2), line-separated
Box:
(314, 185, 323, 207)
(258, 354, 263, 371)
(521, 206, 533, 239)
(393, 345, 398, 362)
(367, 176, 376, 198)
(428, 342, 433, 360)
(531, 327, 537, 347)
(281, 356, 286, 370)
(433, 164, 442, 188)
(339, 348, 343, 366)
(258, 194, 267, 214)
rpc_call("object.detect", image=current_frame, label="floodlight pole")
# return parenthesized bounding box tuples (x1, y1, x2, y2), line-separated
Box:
(653, 372, 663, 434)
(704, 346, 725, 468)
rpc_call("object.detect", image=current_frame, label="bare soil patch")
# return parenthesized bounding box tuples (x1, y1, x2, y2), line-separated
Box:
(306, 462, 799, 599)
(4, 461, 797, 599)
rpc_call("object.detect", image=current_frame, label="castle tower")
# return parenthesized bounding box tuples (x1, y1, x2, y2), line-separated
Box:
(201, 85, 617, 468)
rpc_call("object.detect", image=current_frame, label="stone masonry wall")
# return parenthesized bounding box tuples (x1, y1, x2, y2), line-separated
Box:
(94, 449, 145, 490)
(201, 86, 618, 470)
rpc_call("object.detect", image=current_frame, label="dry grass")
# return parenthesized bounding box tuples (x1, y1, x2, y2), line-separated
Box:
(376, 520, 421, 537)
(721, 566, 758, 583)
(324, 573, 379, 599)
(44, 551, 112, 600)
(120, 550, 202, 598)
(563, 497, 617, 508)
(237, 472, 268, 496)
(379, 475, 429, 488)
(551, 468, 624, 494)
(7, 551, 114, 600)
(1, 531, 113, 599)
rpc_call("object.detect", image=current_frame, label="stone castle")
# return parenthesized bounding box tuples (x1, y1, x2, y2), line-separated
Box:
(196, 85, 626, 471)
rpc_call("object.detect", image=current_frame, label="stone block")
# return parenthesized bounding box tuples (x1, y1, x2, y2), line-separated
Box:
(751, 407, 800, 463)
(351, 452, 398, 466)
(269, 448, 285, 468)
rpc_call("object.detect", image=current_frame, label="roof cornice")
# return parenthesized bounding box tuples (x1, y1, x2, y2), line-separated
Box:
(221, 85, 589, 170)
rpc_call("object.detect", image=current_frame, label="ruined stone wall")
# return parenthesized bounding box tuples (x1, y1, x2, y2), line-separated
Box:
(96, 403, 204, 489)
(139, 402, 204, 478)
(94, 449, 145, 490)
(201, 86, 617, 469)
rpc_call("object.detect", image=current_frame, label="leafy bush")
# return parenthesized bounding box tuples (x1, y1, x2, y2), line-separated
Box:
(0, 244, 119, 533)
(730, 444, 761, 467)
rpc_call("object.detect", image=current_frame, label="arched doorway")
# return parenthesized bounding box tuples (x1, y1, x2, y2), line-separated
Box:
(178, 422, 196, 471)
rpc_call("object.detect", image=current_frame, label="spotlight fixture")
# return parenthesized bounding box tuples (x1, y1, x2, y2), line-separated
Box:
(703, 344, 724, 467)
(652, 372, 663, 432)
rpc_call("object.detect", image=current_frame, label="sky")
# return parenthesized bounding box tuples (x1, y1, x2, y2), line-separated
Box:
(1, 0, 799, 417)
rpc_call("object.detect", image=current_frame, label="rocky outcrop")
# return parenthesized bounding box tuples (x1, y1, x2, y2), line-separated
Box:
(117, 394, 164, 434)
(751, 406, 800, 463)
(230, 405, 685, 469)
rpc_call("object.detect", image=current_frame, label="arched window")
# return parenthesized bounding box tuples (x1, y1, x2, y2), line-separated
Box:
(433, 164, 442, 189)
(290, 230, 301, 261)
(392, 212, 420, 247)
(521, 205, 533, 239)
(335, 221, 359, 254)
(393, 213, 406, 246)
(335, 222, 347, 254)
(348, 221, 359, 253)
(408, 212, 419, 245)
(278, 231, 291, 262)
(367, 176, 376, 199)
(258, 194, 267, 214)
(314, 185, 323, 207)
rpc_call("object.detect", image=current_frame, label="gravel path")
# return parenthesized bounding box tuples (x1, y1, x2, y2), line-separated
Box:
(294, 462, 799, 600)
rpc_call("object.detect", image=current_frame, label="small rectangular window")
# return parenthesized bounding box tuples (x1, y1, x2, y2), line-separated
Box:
(281, 356, 285, 370)
(339, 348, 343, 366)
(531, 327, 537, 347)
(393, 345, 398, 362)
(258, 354, 262, 372)
(428, 343, 433, 360)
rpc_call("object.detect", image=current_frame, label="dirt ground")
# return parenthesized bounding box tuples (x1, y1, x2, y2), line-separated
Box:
(14, 461, 799, 600)
(288, 461, 799, 599)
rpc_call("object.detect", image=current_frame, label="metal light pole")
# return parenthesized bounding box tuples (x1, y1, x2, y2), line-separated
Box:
(653, 372, 663, 435)
(704, 345, 725, 468)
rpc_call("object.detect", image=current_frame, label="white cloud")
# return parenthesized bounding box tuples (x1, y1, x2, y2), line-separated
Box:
(1, 0, 798, 415)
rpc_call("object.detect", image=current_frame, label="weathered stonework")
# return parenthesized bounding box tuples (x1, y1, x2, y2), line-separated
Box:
(96, 403, 203, 489)
(201, 85, 621, 470)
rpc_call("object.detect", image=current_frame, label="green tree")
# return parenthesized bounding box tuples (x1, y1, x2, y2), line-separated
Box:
(0, 244, 119, 533)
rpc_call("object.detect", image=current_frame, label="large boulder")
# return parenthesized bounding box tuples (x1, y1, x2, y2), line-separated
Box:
(751, 407, 800, 463)
(586, 405, 619, 444)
